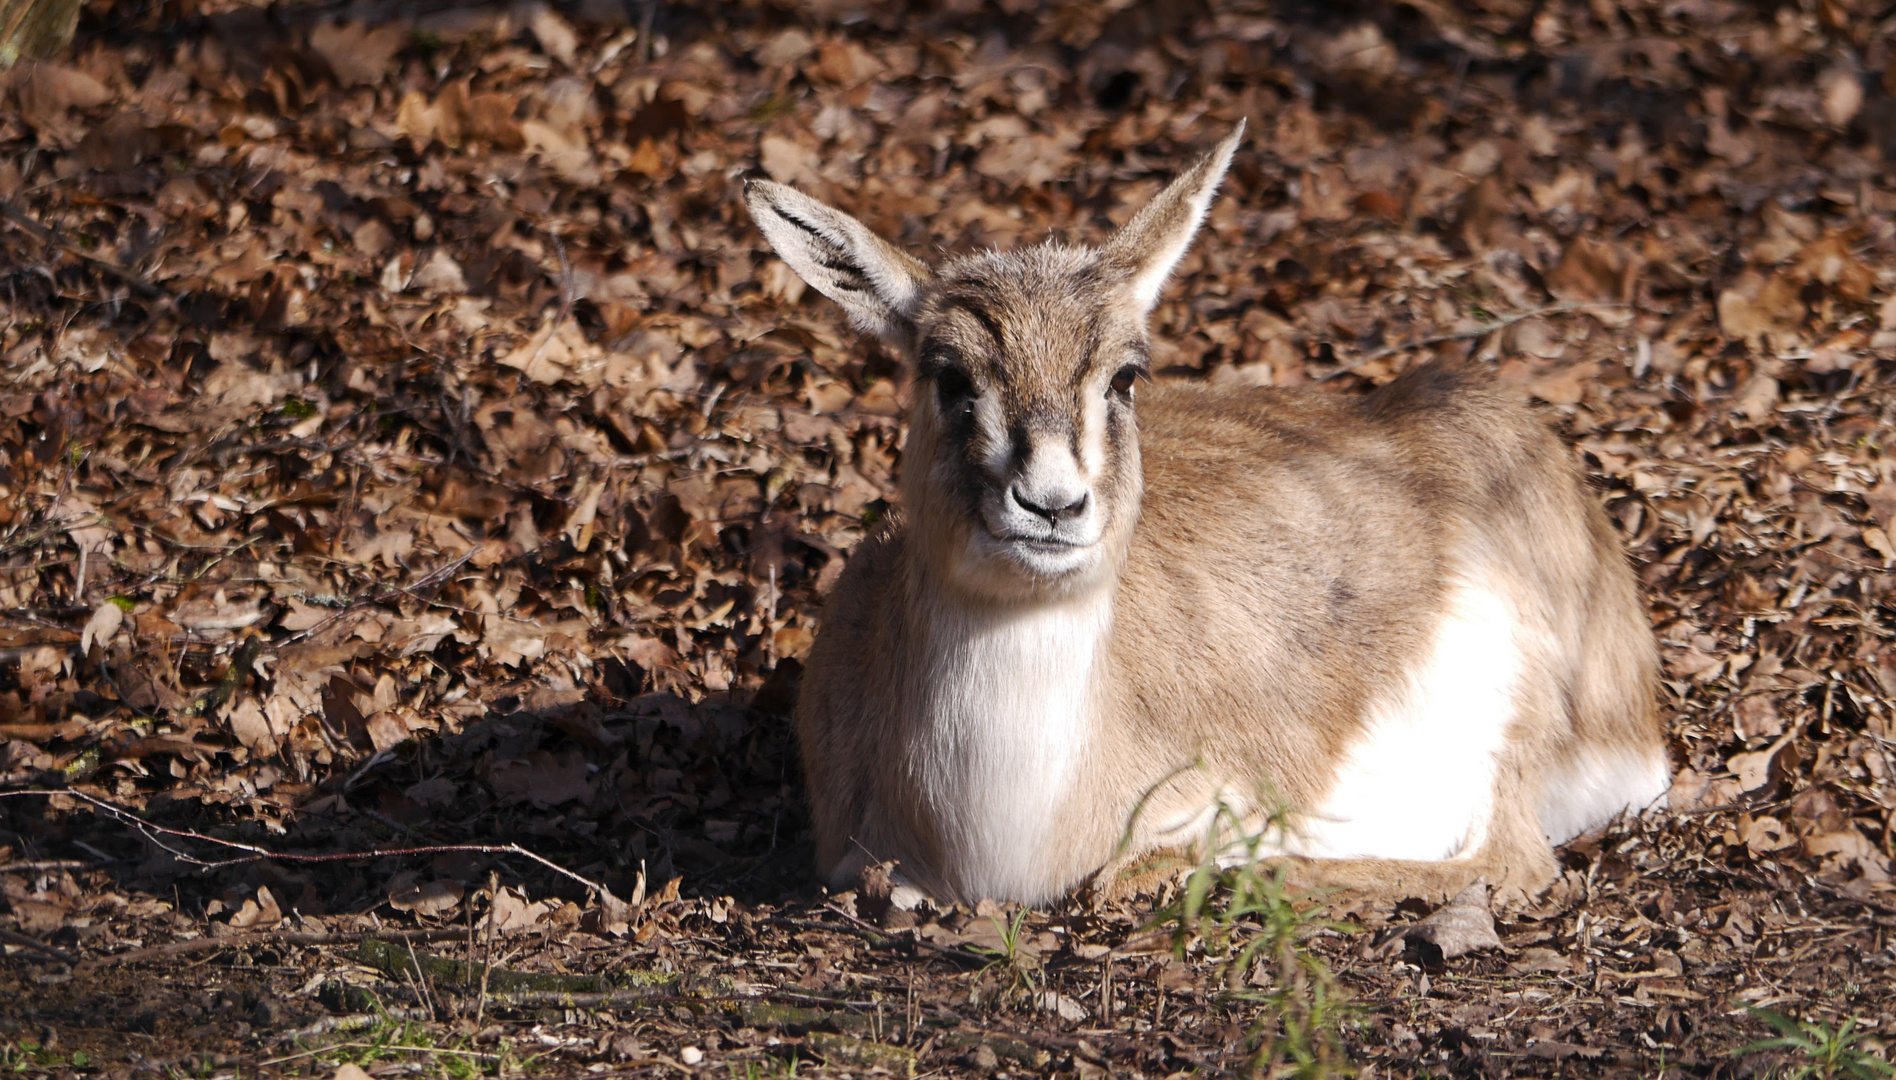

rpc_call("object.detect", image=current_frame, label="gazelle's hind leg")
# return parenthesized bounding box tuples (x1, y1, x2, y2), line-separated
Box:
(1260, 795, 1559, 907)
(1086, 804, 1559, 911)
(1262, 855, 1479, 906)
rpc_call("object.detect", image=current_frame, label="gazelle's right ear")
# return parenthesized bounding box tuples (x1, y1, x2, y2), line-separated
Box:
(744, 181, 934, 351)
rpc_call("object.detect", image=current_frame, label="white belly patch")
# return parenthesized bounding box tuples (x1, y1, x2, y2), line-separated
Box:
(1538, 745, 1671, 845)
(1274, 580, 1522, 862)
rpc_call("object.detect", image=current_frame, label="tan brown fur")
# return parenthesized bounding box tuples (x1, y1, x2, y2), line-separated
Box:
(745, 126, 1670, 906)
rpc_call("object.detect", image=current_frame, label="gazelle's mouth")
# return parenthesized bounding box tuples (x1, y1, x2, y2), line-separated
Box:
(980, 530, 1102, 581)
(1003, 535, 1086, 551)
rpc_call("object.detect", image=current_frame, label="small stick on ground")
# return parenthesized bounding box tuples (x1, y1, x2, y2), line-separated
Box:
(406, 936, 442, 1020)
(78, 927, 472, 970)
(0, 199, 177, 307)
(0, 786, 612, 899)
(476, 869, 499, 1029)
(0, 927, 77, 965)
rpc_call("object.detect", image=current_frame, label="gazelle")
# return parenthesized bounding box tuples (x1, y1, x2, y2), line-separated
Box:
(745, 125, 1671, 906)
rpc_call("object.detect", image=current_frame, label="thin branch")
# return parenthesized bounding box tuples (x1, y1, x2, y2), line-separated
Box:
(0, 858, 95, 872)
(272, 548, 478, 648)
(0, 926, 78, 965)
(79, 926, 471, 970)
(451, 988, 704, 1009)
(262, 1042, 501, 1068)
(274, 1008, 436, 1044)
(0, 787, 613, 900)
(0, 199, 176, 306)
(807, 907, 986, 968)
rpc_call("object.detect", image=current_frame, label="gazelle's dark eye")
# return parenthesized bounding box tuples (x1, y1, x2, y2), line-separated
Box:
(1109, 365, 1143, 399)
(935, 367, 975, 412)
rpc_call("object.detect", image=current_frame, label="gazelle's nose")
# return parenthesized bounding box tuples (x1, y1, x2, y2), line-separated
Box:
(1009, 484, 1089, 525)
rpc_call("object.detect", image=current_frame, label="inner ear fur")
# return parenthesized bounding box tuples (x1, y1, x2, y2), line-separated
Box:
(744, 180, 934, 351)
(1099, 122, 1244, 314)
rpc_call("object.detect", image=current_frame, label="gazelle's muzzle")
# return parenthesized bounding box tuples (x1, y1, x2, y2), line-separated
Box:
(978, 435, 1104, 577)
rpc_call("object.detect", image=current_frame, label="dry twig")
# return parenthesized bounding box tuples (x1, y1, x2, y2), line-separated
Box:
(0, 787, 614, 900)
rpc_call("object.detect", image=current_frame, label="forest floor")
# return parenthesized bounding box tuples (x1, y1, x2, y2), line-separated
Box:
(3, 0, 1896, 1076)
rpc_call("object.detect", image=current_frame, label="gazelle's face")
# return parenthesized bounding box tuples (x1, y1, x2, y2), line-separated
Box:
(744, 126, 1241, 601)
(902, 251, 1149, 599)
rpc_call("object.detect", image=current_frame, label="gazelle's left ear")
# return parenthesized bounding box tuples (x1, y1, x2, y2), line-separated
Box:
(1099, 122, 1243, 315)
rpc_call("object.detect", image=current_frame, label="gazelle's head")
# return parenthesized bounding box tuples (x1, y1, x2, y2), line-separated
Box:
(746, 126, 1241, 602)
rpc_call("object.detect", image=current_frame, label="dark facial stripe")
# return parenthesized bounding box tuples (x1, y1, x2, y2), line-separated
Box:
(1008, 415, 1034, 475)
(1072, 312, 1103, 387)
(945, 296, 1007, 357)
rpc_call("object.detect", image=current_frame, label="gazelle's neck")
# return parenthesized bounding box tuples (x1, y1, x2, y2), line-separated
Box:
(908, 580, 1115, 902)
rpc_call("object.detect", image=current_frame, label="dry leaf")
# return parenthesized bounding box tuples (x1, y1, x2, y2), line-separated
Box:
(1507, 947, 1582, 976)
(760, 134, 821, 187)
(1718, 271, 1803, 345)
(1738, 813, 1795, 853)
(488, 749, 594, 807)
(389, 878, 466, 916)
(1546, 236, 1638, 305)
(754, 28, 815, 67)
(404, 777, 458, 807)
(228, 886, 284, 929)
(1863, 526, 1896, 565)
(1524, 360, 1598, 406)
(1037, 991, 1089, 1022)
(308, 20, 411, 88)
(11, 61, 112, 145)
(484, 886, 556, 931)
(1404, 882, 1505, 961)
(1865, 482, 1896, 533)
(11, 899, 66, 933)
(524, 3, 578, 67)
(226, 698, 279, 752)
(80, 600, 123, 655)
(365, 711, 411, 753)
(410, 249, 468, 295)
(1729, 742, 1795, 792)
(1729, 369, 1781, 421)
(1819, 67, 1864, 127)
(52, 492, 114, 596)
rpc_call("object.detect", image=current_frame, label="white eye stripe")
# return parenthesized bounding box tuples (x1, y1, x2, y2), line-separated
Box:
(974, 391, 1010, 477)
(1078, 384, 1107, 478)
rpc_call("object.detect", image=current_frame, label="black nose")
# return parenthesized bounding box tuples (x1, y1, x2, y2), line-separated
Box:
(1011, 486, 1089, 525)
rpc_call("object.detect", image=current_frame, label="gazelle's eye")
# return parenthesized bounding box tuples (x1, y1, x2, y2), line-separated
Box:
(935, 367, 975, 412)
(1109, 365, 1143, 399)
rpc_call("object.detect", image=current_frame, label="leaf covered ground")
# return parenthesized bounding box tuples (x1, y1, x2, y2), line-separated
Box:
(3, 0, 1896, 1075)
